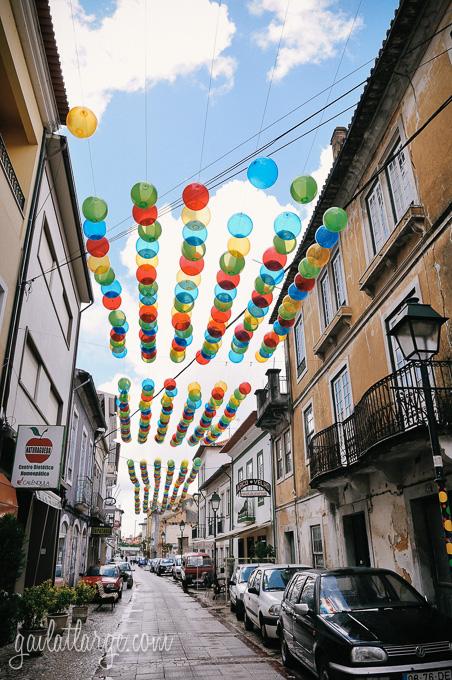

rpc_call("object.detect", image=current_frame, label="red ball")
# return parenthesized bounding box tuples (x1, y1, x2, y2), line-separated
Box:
(164, 378, 177, 391)
(210, 307, 231, 323)
(139, 305, 158, 323)
(294, 273, 315, 292)
(262, 247, 287, 271)
(87, 237, 110, 257)
(182, 183, 209, 210)
(172, 312, 191, 331)
(263, 332, 280, 349)
(252, 290, 273, 308)
(179, 256, 204, 276)
(239, 382, 251, 395)
(277, 316, 295, 328)
(216, 271, 240, 290)
(102, 295, 121, 310)
(234, 324, 252, 343)
(207, 321, 226, 339)
(196, 351, 210, 365)
(136, 264, 156, 285)
(132, 204, 158, 226)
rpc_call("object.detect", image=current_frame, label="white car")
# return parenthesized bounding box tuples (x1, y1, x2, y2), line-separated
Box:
(243, 564, 311, 645)
(172, 555, 182, 580)
(229, 563, 273, 621)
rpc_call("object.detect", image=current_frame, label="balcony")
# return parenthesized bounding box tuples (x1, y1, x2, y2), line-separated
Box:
(309, 361, 452, 486)
(313, 306, 353, 358)
(256, 369, 289, 431)
(74, 477, 92, 513)
(91, 492, 106, 521)
(0, 134, 25, 212)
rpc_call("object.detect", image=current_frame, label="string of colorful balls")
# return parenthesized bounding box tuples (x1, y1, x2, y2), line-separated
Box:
(204, 382, 251, 444)
(188, 381, 227, 445)
(151, 458, 161, 512)
(137, 378, 154, 443)
(154, 379, 178, 444)
(177, 457, 202, 508)
(161, 459, 175, 510)
(170, 184, 211, 363)
(132, 182, 161, 363)
(170, 382, 202, 447)
(167, 460, 189, 510)
(83, 196, 129, 358)
(117, 377, 132, 443)
(196, 213, 254, 365)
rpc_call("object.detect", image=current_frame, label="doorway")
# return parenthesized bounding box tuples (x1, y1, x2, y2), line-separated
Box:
(343, 512, 371, 566)
(411, 494, 452, 615)
(285, 531, 296, 563)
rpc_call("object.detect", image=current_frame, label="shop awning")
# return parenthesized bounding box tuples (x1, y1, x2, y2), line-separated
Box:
(199, 520, 273, 542)
(0, 473, 18, 517)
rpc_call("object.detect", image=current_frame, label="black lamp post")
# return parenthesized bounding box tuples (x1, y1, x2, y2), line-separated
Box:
(161, 530, 166, 557)
(388, 297, 452, 571)
(179, 519, 185, 554)
(210, 491, 221, 589)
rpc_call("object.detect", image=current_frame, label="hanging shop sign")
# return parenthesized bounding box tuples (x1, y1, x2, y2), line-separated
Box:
(91, 525, 113, 536)
(104, 496, 117, 507)
(12, 425, 65, 489)
(236, 478, 271, 498)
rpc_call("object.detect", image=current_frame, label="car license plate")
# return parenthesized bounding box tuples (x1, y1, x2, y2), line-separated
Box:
(404, 671, 452, 680)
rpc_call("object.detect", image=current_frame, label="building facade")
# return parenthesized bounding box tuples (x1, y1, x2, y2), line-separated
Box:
(265, 0, 452, 613)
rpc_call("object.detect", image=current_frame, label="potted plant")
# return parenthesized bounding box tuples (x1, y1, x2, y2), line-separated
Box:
(72, 581, 95, 624)
(18, 582, 52, 655)
(47, 583, 74, 634)
(0, 590, 21, 646)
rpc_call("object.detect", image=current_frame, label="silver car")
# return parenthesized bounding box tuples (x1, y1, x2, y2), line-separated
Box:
(229, 563, 273, 620)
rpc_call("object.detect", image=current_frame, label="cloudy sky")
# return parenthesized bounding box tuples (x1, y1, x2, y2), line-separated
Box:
(50, 0, 398, 535)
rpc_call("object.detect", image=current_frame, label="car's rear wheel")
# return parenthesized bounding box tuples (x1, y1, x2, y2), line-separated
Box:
(259, 615, 270, 647)
(280, 637, 294, 668)
(236, 602, 244, 621)
(244, 611, 253, 631)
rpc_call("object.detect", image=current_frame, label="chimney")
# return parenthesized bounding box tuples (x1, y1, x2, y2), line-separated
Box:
(330, 126, 347, 160)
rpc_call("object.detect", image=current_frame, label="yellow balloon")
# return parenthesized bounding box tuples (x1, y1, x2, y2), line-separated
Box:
(306, 243, 330, 267)
(216, 381, 228, 392)
(87, 255, 110, 274)
(136, 254, 158, 268)
(282, 296, 302, 315)
(66, 106, 98, 139)
(188, 382, 201, 392)
(244, 313, 259, 331)
(176, 270, 202, 286)
(227, 236, 251, 257)
(230, 396, 240, 407)
(204, 340, 221, 352)
(255, 352, 267, 362)
(181, 205, 211, 226)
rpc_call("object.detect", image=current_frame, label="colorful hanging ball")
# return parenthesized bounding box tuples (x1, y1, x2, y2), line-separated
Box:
(82, 196, 108, 222)
(274, 211, 301, 240)
(298, 258, 321, 279)
(315, 225, 339, 248)
(247, 157, 278, 189)
(182, 183, 209, 211)
(66, 106, 98, 139)
(306, 243, 330, 268)
(227, 212, 253, 238)
(290, 175, 317, 204)
(323, 206, 348, 232)
(131, 182, 158, 208)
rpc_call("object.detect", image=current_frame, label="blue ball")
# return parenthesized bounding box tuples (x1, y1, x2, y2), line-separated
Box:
(274, 212, 301, 240)
(228, 350, 244, 363)
(214, 284, 237, 303)
(83, 219, 106, 240)
(260, 265, 284, 286)
(183, 221, 208, 246)
(136, 237, 159, 258)
(227, 212, 253, 237)
(288, 283, 308, 301)
(247, 301, 268, 318)
(101, 280, 122, 298)
(247, 157, 278, 189)
(273, 321, 290, 336)
(315, 225, 339, 248)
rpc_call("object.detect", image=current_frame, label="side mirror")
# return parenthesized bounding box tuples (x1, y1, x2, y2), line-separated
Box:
(248, 586, 258, 595)
(229, 579, 236, 586)
(293, 603, 310, 616)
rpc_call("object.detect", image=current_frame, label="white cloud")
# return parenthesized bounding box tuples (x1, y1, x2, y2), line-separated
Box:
(248, 0, 363, 81)
(50, 0, 237, 119)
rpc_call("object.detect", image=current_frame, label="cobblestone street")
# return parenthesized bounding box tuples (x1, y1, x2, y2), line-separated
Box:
(0, 568, 306, 680)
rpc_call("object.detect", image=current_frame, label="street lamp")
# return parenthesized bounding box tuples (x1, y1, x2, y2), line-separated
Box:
(209, 492, 221, 591)
(179, 519, 186, 554)
(161, 530, 166, 557)
(388, 297, 452, 571)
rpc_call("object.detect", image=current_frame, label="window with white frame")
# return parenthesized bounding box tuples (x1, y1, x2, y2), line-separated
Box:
(275, 438, 283, 479)
(238, 467, 243, 483)
(332, 366, 353, 423)
(226, 487, 230, 517)
(39, 223, 72, 342)
(303, 404, 315, 460)
(80, 428, 88, 479)
(386, 138, 416, 223)
(294, 314, 306, 375)
(284, 429, 292, 474)
(366, 180, 390, 254)
(319, 250, 347, 329)
(66, 408, 79, 485)
(257, 450, 264, 506)
(246, 459, 253, 479)
(20, 337, 61, 423)
(310, 524, 325, 568)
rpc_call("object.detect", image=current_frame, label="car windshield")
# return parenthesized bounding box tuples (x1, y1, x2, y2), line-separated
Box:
(240, 566, 256, 583)
(262, 568, 299, 591)
(319, 573, 425, 613)
(86, 566, 100, 576)
(119, 563, 131, 571)
(100, 566, 117, 577)
(187, 556, 212, 567)
(162, 559, 174, 564)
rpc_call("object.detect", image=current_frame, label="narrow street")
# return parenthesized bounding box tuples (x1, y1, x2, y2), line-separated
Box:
(0, 568, 306, 680)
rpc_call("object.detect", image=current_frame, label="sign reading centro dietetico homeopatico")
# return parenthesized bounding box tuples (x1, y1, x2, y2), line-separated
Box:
(11, 425, 65, 489)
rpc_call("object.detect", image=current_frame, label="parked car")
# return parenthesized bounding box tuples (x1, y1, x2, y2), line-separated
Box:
(229, 563, 273, 620)
(80, 564, 124, 599)
(150, 558, 160, 573)
(180, 552, 213, 592)
(157, 557, 175, 576)
(117, 562, 134, 588)
(243, 564, 311, 645)
(172, 555, 182, 580)
(278, 567, 452, 679)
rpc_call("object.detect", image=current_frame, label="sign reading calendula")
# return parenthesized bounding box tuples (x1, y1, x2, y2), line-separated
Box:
(12, 425, 65, 489)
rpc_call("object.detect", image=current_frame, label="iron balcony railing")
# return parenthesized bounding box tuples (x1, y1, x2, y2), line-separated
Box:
(75, 476, 92, 507)
(309, 360, 452, 482)
(0, 134, 25, 211)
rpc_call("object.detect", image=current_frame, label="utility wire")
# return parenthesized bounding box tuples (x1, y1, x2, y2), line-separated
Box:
(198, 0, 222, 177)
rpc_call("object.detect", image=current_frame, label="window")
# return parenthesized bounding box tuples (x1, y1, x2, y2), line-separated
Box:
(310, 525, 325, 568)
(303, 404, 315, 460)
(20, 337, 61, 423)
(80, 429, 88, 479)
(299, 577, 316, 610)
(39, 223, 72, 342)
(246, 459, 253, 479)
(257, 451, 264, 506)
(332, 366, 353, 423)
(66, 408, 79, 484)
(284, 430, 292, 474)
(366, 180, 389, 254)
(253, 570, 262, 593)
(386, 138, 416, 222)
(319, 251, 347, 329)
(331, 252, 346, 308)
(275, 438, 283, 479)
(294, 314, 306, 375)
(226, 487, 230, 517)
(21, 341, 40, 398)
(287, 575, 306, 604)
(238, 467, 243, 483)
(320, 271, 334, 327)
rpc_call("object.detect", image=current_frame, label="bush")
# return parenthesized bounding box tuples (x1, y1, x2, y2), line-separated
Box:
(19, 582, 52, 630)
(0, 590, 21, 646)
(47, 584, 74, 614)
(0, 514, 25, 592)
(73, 581, 96, 606)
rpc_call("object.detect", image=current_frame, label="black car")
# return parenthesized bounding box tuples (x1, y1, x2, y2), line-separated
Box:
(278, 567, 452, 680)
(117, 562, 134, 588)
(157, 558, 175, 576)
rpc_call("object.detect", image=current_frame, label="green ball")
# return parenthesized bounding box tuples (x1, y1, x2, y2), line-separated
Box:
(94, 267, 115, 285)
(273, 235, 296, 255)
(219, 252, 245, 275)
(323, 206, 348, 232)
(118, 377, 131, 391)
(82, 196, 108, 222)
(109, 309, 126, 326)
(290, 175, 317, 204)
(255, 277, 275, 294)
(138, 221, 162, 242)
(298, 257, 320, 279)
(131, 182, 158, 208)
